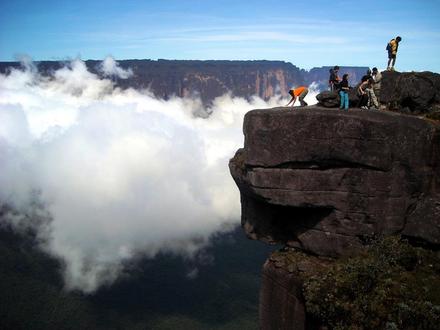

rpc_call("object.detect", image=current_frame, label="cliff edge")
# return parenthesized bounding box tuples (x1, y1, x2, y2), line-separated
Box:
(229, 107, 440, 329)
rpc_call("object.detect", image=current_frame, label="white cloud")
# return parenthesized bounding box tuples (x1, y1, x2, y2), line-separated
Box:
(99, 56, 133, 79)
(0, 58, 318, 292)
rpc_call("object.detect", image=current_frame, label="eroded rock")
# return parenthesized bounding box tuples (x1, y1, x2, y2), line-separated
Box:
(229, 107, 440, 257)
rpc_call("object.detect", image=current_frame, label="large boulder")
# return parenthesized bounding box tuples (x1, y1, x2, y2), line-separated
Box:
(316, 89, 359, 108)
(229, 107, 440, 257)
(380, 71, 440, 113)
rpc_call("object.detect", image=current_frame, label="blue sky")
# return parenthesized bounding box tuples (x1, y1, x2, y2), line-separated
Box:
(1, 0, 439, 71)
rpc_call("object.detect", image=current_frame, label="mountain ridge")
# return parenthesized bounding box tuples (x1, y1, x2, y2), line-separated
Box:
(0, 59, 369, 103)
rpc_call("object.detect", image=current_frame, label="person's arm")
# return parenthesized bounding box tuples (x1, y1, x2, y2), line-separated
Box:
(358, 81, 367, 94)
(375, 73, 382, 84)
(286, 95, 297, 106)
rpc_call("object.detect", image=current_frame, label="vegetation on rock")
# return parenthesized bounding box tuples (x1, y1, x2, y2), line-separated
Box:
(426, 111, 440, 121)
(303, 236, 440, 329)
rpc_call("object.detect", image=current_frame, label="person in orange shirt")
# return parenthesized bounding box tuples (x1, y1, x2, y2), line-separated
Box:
(286, 86, 309, 107)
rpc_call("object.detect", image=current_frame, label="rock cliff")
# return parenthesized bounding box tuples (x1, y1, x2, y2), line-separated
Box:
(0, 60, 368, 104)
(229, 107, 440, 329)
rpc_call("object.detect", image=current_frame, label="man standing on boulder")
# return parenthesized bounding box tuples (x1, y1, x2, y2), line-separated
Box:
(387, 36, 402, 71)
(329, 66, 341, 91)
(286, 86, 309, 107)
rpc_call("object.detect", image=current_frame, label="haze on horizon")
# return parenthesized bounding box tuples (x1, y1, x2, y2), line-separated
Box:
(1, 0, 439, 72)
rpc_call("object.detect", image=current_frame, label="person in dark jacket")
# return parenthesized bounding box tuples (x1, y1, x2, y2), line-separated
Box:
(328, 66, 341, 91)
(339, 74, 350, 111)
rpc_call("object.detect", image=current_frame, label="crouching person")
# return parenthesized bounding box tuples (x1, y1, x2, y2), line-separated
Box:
(358, 78, 378, 110)
(286, 86, 309, 107)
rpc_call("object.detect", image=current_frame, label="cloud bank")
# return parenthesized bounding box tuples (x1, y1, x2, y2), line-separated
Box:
(0, 57, 318, 292)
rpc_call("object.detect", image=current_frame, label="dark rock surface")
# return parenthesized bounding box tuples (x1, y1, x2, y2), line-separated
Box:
(259, 250, 330, 330)
(259, 258, 306, 330)
(229, 107, 440, 257)
(316, 89, 359, 108)
(381, 71, 440, 113)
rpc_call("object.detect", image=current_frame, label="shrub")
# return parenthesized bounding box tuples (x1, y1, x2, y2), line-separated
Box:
(303, 236, 440, 329)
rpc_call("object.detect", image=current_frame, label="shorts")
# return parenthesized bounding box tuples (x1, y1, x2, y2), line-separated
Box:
(388, 52, 396, 59)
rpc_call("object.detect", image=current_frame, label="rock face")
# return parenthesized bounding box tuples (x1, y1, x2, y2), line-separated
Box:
(259, 250, 330, 330)
(230, 107, 440, 329)
(229, 107, 440, 257)
(316, 71, 440, 114)
(316, 89, 359, 108)
(0, 60, 369, 104)
(380, 71, 440, 113)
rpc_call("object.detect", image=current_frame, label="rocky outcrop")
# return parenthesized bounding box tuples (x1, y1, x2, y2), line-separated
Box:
(229, 107, 440, 257)
(230, 107, 440, 329)
(316, 71, 440, 114)
(316, 89, 359, 108)
(380, 71, 440, 113)
(260, 250, 331, 330)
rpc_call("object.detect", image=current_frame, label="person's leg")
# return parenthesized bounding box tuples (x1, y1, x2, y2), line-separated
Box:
(344, 92, 349, 110)
(339, 91, 344, 109)
(387, 55, 392, 70)
(370, 89, 379, 109)
(391, 55, 396, 69)
(299, 89, 308, 106)
(360, 94, 368, 109)
(366, 88, 372, 108)
(374, 89, 381, 105)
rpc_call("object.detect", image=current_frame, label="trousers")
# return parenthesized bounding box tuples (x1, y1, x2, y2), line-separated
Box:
(339, 90, 349, 110)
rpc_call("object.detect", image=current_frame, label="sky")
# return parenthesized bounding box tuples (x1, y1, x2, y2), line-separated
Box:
(1, 0, 440, 71)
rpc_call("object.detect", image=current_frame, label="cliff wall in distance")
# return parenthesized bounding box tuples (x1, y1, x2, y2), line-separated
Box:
(0, 60, 368, 103)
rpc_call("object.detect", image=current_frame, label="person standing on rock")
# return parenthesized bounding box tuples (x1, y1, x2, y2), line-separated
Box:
(339, 74, 350, 111)
(286, 86, 309, 107)
(372, 67, 382, 105)
(329, 66, 341, 91)
(386, 36, 402, 71)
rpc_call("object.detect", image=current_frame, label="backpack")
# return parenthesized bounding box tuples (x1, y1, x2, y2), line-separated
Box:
(386, 40, 392, 52)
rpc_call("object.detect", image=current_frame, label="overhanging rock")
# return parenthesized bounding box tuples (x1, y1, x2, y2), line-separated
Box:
(229, 107, 440, 257)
